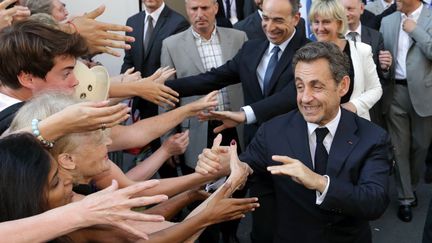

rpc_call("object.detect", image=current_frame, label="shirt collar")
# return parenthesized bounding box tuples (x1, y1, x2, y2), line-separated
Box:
(345, 24, 362, 39)
(145, 2, 165, 23)
(380, 0, 394, 9)
(401, 3, 423, 21)
(191, 25, 218, 42)
(307, 108, 341, 139)
(267, 29, 295, 55)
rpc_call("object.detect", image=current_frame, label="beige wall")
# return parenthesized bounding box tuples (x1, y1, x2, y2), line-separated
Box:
(165, 0, 187, 18)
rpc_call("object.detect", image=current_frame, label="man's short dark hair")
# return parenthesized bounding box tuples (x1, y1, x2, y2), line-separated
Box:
(293, 41, 350, 83)
(0, 20, 88, 89)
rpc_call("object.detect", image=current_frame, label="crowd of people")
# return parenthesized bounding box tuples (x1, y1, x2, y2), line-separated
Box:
(0, 0, 430, 242)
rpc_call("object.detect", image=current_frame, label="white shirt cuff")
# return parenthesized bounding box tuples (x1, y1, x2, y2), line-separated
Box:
(241, 105, 256, 124)
(315, 175, 330, 205)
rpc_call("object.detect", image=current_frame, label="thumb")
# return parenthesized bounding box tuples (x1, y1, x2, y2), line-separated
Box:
(99, 179, 119, 195)
(211, 133, 222, 149)
(84, 5, 105, 19)
(230, 140, 239, 162)
(87, 100, 110, 108)
(272, 155, 293, 164)
(213, 124, 226, 134)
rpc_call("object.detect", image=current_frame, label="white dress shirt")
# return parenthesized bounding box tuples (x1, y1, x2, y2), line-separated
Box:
(307, 108, 341, 204)
(395, 4, 423, 80)
(143, 2, 165, 41)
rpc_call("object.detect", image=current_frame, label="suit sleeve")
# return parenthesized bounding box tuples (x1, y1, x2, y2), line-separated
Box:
(239, 123, 271, 175)
(319, 132, 392, 220)
(161, 39, 175, 72)
(165, 50, 243, 96)
(121, 18, 135, 74)
(409, 22, 432, 60)
(249, 80, 297, 124)
(350, 44, 383, 117)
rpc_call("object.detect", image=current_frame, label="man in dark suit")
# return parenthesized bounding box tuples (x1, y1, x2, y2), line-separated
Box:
(197, 41, 392, 243)
(341, 0, 393, 128)
(216, 0, 245, 25)
(166, 0, 308, 240)
(167, 0, 308, 146)
(121, 0, 189, 177)
(234, 0, 306, 40)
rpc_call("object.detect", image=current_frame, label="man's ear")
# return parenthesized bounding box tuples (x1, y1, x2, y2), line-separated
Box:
(338, 75, 350, 97)
(57, 153, 76, 170)
(293, 12, 301, 27)
(17, 72, 35, 89)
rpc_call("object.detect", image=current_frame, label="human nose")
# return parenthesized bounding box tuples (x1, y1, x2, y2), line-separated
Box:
(70, 72, 79, 87)
(301, 87, 314, 103)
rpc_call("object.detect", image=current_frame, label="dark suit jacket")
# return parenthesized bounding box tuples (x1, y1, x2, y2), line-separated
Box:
(166, 30, 310, 144)
(240, 109, 392, 243)
(234, 11, 306, 40)
(217, 0, 245, 22)
(361, 9, 379, 30)
(121, 6, 189, 120)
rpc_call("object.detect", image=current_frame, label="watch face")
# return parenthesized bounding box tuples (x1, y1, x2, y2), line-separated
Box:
(73, 61, 110, 102)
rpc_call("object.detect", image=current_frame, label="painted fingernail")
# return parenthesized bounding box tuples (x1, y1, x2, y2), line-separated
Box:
(231, 139, 236, 145)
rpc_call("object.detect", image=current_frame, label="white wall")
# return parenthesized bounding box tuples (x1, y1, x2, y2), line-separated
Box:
(63, 0, 140, 75)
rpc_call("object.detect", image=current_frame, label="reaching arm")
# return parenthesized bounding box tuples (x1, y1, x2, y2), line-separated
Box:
(61, 5, 135, 57)
(0, 180, 167, 242)
(109, 91, 217, 152)
(92, 161, 225, 198)
(126, 131, 189, 181)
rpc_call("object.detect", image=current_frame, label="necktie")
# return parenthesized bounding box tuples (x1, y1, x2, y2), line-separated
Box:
(314, 127, 329, 175)
(263, 46, 280, 95)
(347, 32, 358, 47)
(225, 0, 231, 19)
(144, 15, 154, 52)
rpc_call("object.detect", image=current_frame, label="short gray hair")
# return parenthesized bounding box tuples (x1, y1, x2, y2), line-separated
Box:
(23, 0, 54, 16)
(293, 41, 350, 84)
(9, 92, 94, 160)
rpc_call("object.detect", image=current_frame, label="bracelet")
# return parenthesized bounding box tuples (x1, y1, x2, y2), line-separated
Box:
(31, 119, 55, 149)
(66, 18, 78, 34)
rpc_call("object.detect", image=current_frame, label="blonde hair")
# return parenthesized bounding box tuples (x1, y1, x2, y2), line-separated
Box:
(308, 0, 348, 39)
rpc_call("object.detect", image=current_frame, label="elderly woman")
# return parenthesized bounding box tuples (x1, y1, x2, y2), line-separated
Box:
(309, 0, 382, 120)
(0, 132, 256, 242)
(23, 0, 68, 21)
(9, 92, 228, 197)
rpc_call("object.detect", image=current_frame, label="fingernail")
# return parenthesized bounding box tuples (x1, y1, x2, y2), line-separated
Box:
(231, 139, 236, 145)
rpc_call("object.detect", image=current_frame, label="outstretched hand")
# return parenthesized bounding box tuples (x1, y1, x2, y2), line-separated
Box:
(185, 91, 218, 116)
(198, 110, 246, 133)
(196, 134, 230, 176)
(0, 0, 30, 30)
(71, 5, 135, 57)
(204, 182, 259, 225)
(268, 155, 328, 192)
(225, 140, 253, 193)
(75, 179, 168, 240)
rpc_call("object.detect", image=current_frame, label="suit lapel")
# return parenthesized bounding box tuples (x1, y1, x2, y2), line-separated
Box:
(391, 14, 402, 57)
(410, 7, 432, 49)
(135, 13, 146, 71)
(219, 28, 235, 61)
(361, 27, 372, 45)
(326, 109, 359, 177)
(144, 6, 170, 60)
(245, 40, 268, 99)
(183, 29, 206, 73)
(286, 112, 314, 170)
